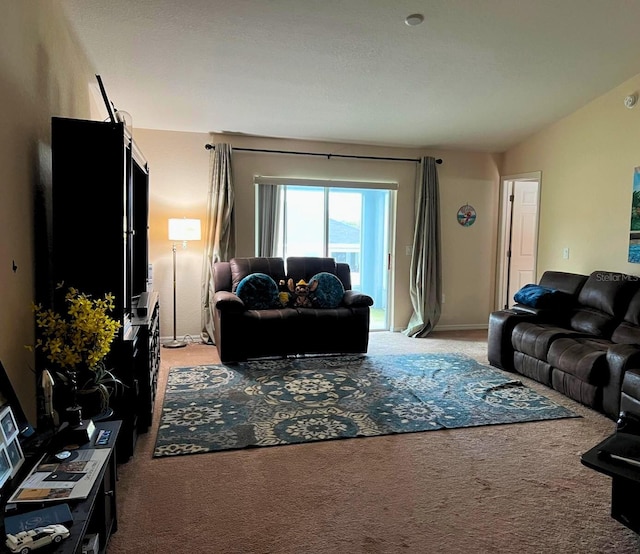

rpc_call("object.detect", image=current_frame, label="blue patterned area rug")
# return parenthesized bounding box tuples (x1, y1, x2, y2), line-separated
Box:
(153, 353, 579, 458)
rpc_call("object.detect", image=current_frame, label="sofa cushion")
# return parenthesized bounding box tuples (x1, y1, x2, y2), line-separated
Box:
(513, 352, 553, 386)
(235, 273, 281, 309)
(511, 322, 586, 361)
(552, 368, 600, 410)
(612, 321, 640, 345)
(513, 284, 572, 309)
(569, 271, 637, 336)
(230, 257, 285, 292)
(547, 337, 611, 385)
(310, 272, 345, 308)
(287, 257, 337, 284)
(612, 287, 640, 344)
(538, 271, 588, 296)
(570, 308, 620, 338)
(241, 307, 299, 321)
(622, 369, 640, 404)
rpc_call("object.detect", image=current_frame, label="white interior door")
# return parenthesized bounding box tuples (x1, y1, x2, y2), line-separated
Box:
(507, 180, 539, 305)
(497, 173, 541, 309)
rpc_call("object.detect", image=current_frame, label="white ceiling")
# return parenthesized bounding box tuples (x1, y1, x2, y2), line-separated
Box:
(62, 0, 640, 153)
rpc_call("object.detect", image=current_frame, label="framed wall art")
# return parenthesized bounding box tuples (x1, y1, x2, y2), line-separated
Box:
(457, 204, 477, 227)
(629, 166, 640, 263)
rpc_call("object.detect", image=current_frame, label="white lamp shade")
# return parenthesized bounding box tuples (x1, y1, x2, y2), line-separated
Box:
(168, 218, 201, 241)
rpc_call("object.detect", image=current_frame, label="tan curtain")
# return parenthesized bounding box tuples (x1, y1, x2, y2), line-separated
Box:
(201, 143, 235, 344)
(257, 184, 282, 257)
(403, 157, 442, 337)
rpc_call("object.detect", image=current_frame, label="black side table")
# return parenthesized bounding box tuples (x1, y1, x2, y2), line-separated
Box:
(581, 432, 640, 533)
(4, 420, 121, 554)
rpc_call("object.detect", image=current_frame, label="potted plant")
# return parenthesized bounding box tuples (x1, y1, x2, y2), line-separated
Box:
(30, 286, 123, 422)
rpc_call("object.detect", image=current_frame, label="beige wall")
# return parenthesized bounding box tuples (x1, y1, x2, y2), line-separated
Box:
(503, 74, 640, 277)
(1, 1, 96, 422)
(135, 131, 500, 337)
(132, 129, 211, 342)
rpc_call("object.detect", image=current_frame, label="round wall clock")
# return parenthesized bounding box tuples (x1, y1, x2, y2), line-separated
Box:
(457, 204, 477, 227)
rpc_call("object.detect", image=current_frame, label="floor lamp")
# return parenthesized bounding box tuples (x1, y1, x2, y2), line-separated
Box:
(164, 218, 201, 348)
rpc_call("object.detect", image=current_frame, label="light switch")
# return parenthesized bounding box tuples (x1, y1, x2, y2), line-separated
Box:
(562, 248, 570, 259)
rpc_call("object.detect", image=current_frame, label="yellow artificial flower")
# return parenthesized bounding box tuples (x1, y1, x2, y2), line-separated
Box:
(31, 288, 122, 372)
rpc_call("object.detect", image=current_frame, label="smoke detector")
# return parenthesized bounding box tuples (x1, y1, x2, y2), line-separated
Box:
(405, 14, 424, 26)
(624, 94, 637, 109)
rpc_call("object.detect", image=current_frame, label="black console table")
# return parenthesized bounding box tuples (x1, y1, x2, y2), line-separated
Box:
(581, 432, 640, 534)
(3, 421, 121, 554)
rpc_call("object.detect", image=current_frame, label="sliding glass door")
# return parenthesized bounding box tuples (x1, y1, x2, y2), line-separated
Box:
(261, 184, 391, 330)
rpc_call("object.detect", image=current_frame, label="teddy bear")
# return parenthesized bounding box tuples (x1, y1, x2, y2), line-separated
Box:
(287, 278, 318, 308)
(277, 280, 291, 307)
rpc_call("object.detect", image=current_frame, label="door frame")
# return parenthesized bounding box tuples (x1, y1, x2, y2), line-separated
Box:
(495, 171, 542, 310)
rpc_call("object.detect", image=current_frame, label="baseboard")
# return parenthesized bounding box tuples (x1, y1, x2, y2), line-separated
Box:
(160, 335, 204, 345)
(435, 324, 489, 331)
(391, 324, 488, 333)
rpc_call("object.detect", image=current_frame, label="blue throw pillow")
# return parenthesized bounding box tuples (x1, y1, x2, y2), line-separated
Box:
(513, 284, 571, 309)
(235, 273, 281, 309)
(310, 272, 345, 308)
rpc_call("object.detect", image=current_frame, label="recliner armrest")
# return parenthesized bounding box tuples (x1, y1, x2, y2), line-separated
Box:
(213, 291, 245, 312)
(342, 290, 374, 307)
(603, 344, 640, 418)
(620, 368, 640, 422)
(511, 304, 571, 325)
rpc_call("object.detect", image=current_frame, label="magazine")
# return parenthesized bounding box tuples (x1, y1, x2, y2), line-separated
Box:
(8, 448, 109, 503)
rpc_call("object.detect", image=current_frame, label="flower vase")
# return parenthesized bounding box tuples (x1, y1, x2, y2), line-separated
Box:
(64, 370, 95, 444)
(77, 388, 113, 420)
(64, 370, 84, 427)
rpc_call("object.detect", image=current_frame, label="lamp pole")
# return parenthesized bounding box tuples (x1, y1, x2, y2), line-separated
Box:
(164, 218, 201, 348)
(163, 242, 186, 348)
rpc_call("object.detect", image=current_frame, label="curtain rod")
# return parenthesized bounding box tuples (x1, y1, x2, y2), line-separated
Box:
(204, 144, 442, 164)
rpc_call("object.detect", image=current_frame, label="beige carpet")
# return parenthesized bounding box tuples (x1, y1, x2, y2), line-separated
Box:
(107, 331, 640, 554)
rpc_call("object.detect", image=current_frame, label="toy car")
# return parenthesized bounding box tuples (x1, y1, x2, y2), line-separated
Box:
(5, 524, 70, 553)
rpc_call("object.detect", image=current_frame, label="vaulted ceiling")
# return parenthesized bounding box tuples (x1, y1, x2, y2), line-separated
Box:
(62, 0, 640, 152)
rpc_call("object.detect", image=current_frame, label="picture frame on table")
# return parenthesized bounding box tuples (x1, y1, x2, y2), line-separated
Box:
(6, 438, 24, 477)
(0, 405, 19, 443)
(0, 406, 26, 482)
(0, 361, 34, 440)
(0, 446, 12, 488)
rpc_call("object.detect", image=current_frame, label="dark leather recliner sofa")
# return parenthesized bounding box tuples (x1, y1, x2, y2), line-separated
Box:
(488, 270, 640, 419)
(211, 256, 374, 362)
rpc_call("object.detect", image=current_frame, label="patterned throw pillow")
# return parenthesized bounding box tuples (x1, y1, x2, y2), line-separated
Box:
(235, 273, 281, 309)
(310, 272, 345, 308)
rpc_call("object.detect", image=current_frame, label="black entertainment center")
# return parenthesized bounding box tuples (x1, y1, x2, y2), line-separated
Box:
(49, 115, 159, 463)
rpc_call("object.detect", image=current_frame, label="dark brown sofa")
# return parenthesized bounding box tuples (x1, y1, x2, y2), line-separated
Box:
(211, 256, 374, 362)
(488, 270, 640, 419)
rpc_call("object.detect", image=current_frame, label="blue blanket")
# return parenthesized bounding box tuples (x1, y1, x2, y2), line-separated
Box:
(514, 284, 572, 309)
